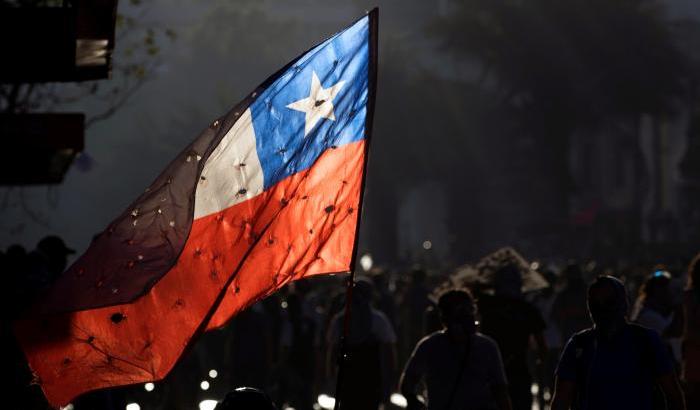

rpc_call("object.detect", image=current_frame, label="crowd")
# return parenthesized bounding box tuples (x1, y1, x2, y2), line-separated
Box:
(2, 236, 699, 410)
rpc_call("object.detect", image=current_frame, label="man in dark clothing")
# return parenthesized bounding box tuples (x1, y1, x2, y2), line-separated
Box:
(327, 278, 397, 410)
(551, 275, 686, 410)
(400, 288, 511, 410)
(478, 264, 547, 410)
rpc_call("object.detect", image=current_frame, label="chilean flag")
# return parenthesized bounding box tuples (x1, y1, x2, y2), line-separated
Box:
(15, 10, 377, 407)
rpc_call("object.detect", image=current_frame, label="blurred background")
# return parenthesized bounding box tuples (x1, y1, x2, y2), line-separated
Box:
(2, 1, 700, 409)
(3, 0, 700, 267)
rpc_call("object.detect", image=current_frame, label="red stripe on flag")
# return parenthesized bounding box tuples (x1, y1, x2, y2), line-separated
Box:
(204, 140, 364, 330)
(15, 140, 365, 406)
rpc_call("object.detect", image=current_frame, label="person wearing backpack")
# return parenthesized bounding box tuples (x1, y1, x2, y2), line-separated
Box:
(551, 275, 686, 410)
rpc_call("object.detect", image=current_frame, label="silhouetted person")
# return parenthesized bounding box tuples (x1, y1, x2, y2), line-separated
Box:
(36, 235, 74, 279)
(216, 387, 277, 410)
(682, 254, 700, 409)
(401, 268, 432, 358)
(632, 270, 674, 336)
(372, 270, 398, 328)
(552, 263, 591, 343)
(280, 290, 317, 410)
(4, 243, 50, 410)
(327, 278, 397, 410)
(551, 275, 686, 410)
(478, 264, 546, 410)
(533, 270, 562, 409)
(24, 235, 75, 301)
(400, 288, 511, 410)
(226, 303, 273, 390)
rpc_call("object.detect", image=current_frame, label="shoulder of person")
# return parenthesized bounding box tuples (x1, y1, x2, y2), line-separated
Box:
(371, 308, 392, 323)
(474, 331, 497, 346)
(567, 327, 596, 347)
(627, 322, 662, 342)
(473, 332, 502, 352)
(416, 330, 446, 348)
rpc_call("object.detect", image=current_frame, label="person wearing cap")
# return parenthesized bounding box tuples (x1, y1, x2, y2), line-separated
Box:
(24, 235, 75, 299)
(551, 275, 685, 410)
(36, 235, 75, 281)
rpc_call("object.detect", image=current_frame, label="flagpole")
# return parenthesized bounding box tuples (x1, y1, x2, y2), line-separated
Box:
(332, 274, 355, 410)
(333, 8, 378, 410)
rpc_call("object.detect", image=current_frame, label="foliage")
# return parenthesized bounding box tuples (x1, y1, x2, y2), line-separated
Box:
(0, 0, 176, 130)
(435, 0, 690, 131)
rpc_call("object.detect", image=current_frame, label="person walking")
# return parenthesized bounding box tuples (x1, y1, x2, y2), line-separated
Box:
(551, 275, 685, 410)
(400, 288, 511, 410)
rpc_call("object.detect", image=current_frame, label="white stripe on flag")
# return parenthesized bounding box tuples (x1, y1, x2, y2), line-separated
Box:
(194, 108, 264, 219)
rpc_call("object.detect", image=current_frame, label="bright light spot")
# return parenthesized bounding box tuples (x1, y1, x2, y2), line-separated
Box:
(199, 400, 218, 410)
(317, 394, 335, 410)
(144, 382, 155, 392)
(126, 404, 141, 410)
(208, 369, 218, 379)
(60, 405, 74, 410)
(530, 261, 540, 270)
(531, 383, 539, 395)
(390, 393, 408, 408)
(359, 253, 373, 271)
(543, 390, 552, 401)
(281, 301, 288, 309)
(200, 380, 210, 391)
(422, 240, 432, 250)
(283, 407, 297, 410)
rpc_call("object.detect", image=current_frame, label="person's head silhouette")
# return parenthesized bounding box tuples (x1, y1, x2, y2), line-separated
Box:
(587, 275, 628, 333)
(493, 263, 522, 298)
(352, 277, 375, 306)
(36, 235, 75, 280)
(438, 288, 477, 341)
(216, 387, 277, 410)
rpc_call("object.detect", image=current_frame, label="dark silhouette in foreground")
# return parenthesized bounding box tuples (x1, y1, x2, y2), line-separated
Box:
(551, 275, 686, 410)
(215, 387, 277, 410)
(478, 264, 547, 410)
(327, 278, 397, 410)
(400, 288, 512, 410)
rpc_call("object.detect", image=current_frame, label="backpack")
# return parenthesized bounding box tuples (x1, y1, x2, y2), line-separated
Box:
(570, 325, 666, 410)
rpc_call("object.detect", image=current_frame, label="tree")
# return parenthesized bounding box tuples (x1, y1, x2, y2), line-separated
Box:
(0, 0, 175, 125)
(0, 0, 175, 231)
(432, 0, 690, 235)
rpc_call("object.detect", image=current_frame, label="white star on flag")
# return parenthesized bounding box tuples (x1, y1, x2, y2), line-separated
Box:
(286, 71, 345, 136)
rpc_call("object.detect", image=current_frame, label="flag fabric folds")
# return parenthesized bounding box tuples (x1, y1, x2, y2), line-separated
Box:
(15, 9, 377, 407)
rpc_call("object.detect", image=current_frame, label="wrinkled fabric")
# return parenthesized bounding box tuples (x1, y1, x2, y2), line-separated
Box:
(15, 11, 376, 407)
(16, 141, 365, 405)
